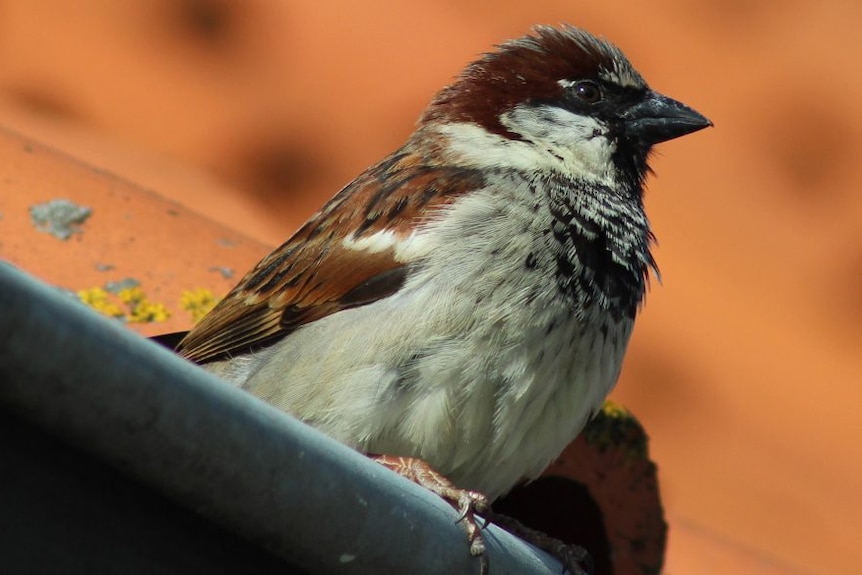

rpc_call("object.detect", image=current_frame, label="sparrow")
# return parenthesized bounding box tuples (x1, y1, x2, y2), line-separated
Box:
(175, 24, 711, 573)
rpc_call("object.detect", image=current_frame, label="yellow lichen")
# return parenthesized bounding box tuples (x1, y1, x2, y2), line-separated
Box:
(78, 283, 221, 325)
(118, 287, 171, 323)
(600, 400, 629, 419)
(180, 288, 218, 323)
(117, 286, 145, 305)
(77, 285, 171, 323)
(128, 301, 171, 323)
(77, 287, 124, 318)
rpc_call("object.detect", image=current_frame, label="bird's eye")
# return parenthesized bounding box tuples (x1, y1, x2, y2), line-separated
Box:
(573, 81, 602, 104)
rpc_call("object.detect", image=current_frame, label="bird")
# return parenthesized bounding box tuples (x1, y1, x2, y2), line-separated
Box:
(175, 24, 711, 573)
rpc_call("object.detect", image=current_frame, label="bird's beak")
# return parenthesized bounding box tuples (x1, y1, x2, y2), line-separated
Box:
(624, 91, 712, 146)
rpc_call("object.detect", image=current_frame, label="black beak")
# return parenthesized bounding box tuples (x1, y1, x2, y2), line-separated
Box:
(624, 91, 712, 146)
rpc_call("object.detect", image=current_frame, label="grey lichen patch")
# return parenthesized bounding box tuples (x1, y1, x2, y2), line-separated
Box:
(104, 277, 141, 294)
(29, 199, 92, 240)
(208, 265, 234, 279)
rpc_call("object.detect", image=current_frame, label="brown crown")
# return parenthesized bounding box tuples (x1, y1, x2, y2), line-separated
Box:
(421, 25, 642, 139)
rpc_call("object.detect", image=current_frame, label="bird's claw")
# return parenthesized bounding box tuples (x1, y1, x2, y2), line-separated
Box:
(370, 454, 492, 574)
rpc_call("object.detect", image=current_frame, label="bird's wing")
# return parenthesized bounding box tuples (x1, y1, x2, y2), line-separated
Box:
(177, 152, 484, 363)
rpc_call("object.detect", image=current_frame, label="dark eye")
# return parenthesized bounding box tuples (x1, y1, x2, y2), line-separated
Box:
(572, 81, 602, 104)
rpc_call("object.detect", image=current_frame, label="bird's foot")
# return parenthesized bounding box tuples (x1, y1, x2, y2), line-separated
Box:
(371, 454, 490, 574)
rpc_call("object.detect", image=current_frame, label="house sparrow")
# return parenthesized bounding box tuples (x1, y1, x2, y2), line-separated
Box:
(176, 24, 710, 573)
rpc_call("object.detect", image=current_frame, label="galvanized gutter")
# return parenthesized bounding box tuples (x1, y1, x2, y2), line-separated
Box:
(0, 262, 563, 575)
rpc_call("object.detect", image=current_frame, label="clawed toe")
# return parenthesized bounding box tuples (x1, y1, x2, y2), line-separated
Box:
(370, 454, 492, 574)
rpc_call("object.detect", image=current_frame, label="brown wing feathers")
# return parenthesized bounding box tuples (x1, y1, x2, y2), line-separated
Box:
(177, 153, 484, 364)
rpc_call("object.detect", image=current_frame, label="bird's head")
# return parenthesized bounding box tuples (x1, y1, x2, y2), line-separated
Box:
(421, 25, 712, 190)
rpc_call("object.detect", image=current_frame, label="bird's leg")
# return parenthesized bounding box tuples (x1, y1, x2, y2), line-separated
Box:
(370, 454, 490, 574)
(483, 509, 592, 575)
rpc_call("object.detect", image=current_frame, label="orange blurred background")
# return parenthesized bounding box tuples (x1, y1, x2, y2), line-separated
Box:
(0, 1, 859, 573)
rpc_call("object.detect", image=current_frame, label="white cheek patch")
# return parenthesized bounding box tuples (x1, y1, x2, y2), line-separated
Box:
(501, 104, 618, 185)
(436, 117, 616, 186)
(504, 104, 605, 147)
(435, 122, 540, 172)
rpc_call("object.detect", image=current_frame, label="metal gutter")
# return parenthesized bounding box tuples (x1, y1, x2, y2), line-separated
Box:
(0, 262, 563, 574)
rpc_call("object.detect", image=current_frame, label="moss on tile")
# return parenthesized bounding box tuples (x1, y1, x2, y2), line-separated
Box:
(119, 287, 171, 323)
(77, 287, 125, 318)
(180, 288, 218, 323)
(77, 283, 171, 323)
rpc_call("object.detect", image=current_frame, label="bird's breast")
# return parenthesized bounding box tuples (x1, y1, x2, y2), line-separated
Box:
(350, 180, 638, 497)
